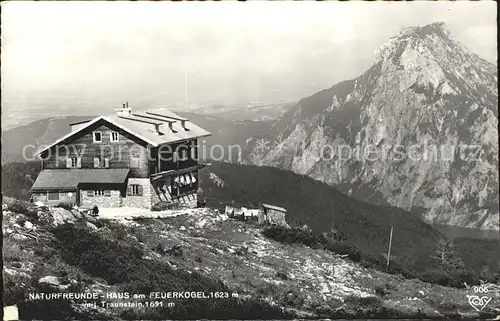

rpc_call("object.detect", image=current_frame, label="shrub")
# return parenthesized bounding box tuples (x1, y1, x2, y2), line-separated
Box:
(325, 241, 362, 262)
(276, 270, 289, 280)
(374, 285, 390, 297)
(419, 268, 477, 288)
(7, 199, 39, 220)
(419, 268, 451, 286)
(263, 226, 362, 262)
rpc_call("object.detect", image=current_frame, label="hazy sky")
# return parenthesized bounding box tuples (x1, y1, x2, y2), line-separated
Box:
(1, 1, 497, 110)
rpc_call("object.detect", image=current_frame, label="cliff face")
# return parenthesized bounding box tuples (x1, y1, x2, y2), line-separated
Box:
(247, 22, 498, 229)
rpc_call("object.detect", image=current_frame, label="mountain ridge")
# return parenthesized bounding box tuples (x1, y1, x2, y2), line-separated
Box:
(246, 22, 499, 230)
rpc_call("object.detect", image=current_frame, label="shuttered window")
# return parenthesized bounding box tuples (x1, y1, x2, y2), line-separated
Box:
(87, 190, 94, 197)
(104, 190, 111, 197)
(110, 132, 119, 142)
(66, 157, 79, 168)
(128, 184, 143, 196)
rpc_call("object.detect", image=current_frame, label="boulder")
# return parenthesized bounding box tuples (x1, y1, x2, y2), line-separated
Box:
(48, 207, 77, 226)
(39, 275, 70, 290)
(39, 275, 61, 286)
(86, 222, 98, 230)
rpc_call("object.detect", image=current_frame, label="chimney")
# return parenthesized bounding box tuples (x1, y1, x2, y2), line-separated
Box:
(115, 102, 131, 116)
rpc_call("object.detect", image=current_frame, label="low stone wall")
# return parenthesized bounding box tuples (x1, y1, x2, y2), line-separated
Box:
(80, 190, 121, 208)
(267, 210, 288, 227)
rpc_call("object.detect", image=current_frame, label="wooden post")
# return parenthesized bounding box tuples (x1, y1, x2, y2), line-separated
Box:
(386, 226, 393, 268)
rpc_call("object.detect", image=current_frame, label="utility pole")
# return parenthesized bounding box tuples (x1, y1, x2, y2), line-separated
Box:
(386, 225, 394, 268)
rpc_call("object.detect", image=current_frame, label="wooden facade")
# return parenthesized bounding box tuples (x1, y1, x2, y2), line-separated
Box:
(40, 120, 150, 178)
(32, 108, 210, 209)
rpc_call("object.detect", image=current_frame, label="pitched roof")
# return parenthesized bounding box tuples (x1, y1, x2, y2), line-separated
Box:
(262, 203, 287, 212)
(31, 169, 130, 190)
(35, 108, 211, 156)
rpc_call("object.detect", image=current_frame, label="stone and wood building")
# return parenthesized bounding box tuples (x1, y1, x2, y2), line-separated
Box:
(30, 103, 211, 209)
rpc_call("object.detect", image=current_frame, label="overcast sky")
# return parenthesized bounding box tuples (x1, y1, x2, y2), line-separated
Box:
(1, 1, 497, 110)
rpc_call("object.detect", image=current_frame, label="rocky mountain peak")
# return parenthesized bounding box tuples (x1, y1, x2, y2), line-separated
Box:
(398, 22, 451, 38)
(374, 22, 457, 69)
(247, 22, 498, 230)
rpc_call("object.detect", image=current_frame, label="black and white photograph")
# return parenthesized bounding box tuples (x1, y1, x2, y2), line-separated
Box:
(1, 1, 499, 320)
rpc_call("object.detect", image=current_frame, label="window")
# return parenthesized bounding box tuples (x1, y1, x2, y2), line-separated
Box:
(130, 157, 140, 169)
(94, 157, 101, 168)
(48, 191, 60, 201)
(87, 189, 110, 196)
(66, 157, 81, 168)
(110, 132, 119, 142)
(93, 131, 102, 143)
(128, 184, 143, 196)
(93, 157, 109, 168)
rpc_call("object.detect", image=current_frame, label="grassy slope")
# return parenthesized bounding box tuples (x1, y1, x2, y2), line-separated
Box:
(3, 198, 499, 319)
(199, 162, 499, 277)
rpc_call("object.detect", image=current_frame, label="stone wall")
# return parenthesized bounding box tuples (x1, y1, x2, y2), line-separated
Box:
(121, 178, 153, 209)
(31, 190, 77, 206)
(80, 189, 122, 208)
(267, 210, 288, 227)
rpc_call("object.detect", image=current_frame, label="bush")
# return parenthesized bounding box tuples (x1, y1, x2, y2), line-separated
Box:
(276, 270, 289, 280)
(263, 226, 362, 262)
(7, 199, 39, 220)
(418, 268, 477, 288)
(325, 241, 362, 262)
(419, 268, 451, 286)
(374, 285, 390, 297)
